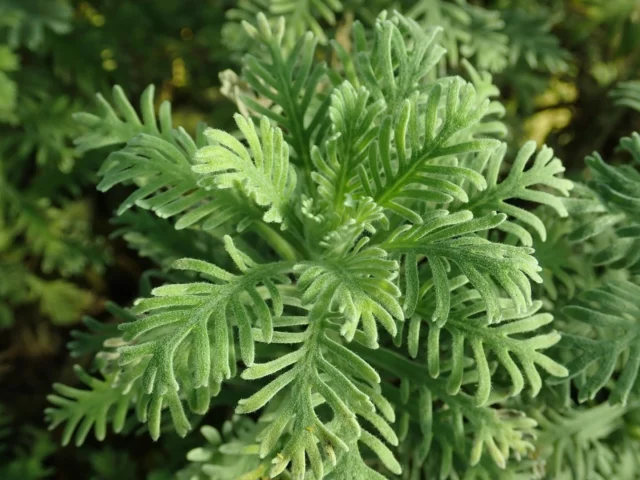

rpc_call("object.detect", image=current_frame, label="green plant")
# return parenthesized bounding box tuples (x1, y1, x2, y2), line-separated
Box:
(42, 10, 604, 478)
(0, 0, 632, 477)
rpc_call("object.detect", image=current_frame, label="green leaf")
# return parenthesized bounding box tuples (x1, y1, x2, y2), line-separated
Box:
(587, 132, 640, 221)
(610, 81, 640, 113)
(556, 281, 640, 405)
(462, 141, 573, 246)
(239, 15, 331, 183)
(195, 114, 296, 225)
(113, 237, 292, 438)
(362, 80, 498, 220)
(228, 0, 343, 47)
(345, 12, 445, 113)
(236, 307, 397, 479)
(74, 85, 170, 154)
(386, 210, 542, 324)
(412, 291, 567, 404)
(46, 366, 139, 446)
(312, 81, 385, 211)
(294, 245, 403, 347)
(358, 345, 539, 471)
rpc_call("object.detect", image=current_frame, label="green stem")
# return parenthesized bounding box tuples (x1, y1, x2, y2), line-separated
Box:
(252, 222, 304, 262)
(374, 141, 447, 207)
(269, 43, 315, 196)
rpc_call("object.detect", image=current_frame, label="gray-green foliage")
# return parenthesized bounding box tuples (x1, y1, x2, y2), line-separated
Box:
(47, 9, 611, 480)
(611, 81, 640, 112)
(523, 94, 640, 479)
(545, 132, 640, 411)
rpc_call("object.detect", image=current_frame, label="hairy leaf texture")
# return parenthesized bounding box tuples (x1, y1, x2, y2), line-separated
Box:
(556, 281, 640, 405)
(342, 12, 445, 113)
(46, 9, 582, 479)
(115, 237, 293, 438)
(194, 114, 296, 225)
(461, 59, 507, 139)
(360, 346, 539, 472)
(240, 14, 331, 182)
(295, 244, 403, 347)
(311, 81, 385, 212)
(361, 80, 498, 222)
(77, 85, 262, 235)
(410, 287, 567, 405)
(462, 140, 573, 246)
(236, 309, 397, 478)
(46, 365, 139, 446)
(386, 210, 542, 323)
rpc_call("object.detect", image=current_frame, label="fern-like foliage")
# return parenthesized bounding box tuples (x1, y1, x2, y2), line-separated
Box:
(226, 0, 344, 48)
(500, 8, 570, 74)
(406, 0, 508, 72)
(534, 403, 632, 480)
(75, 85, 266, 240)
(462, 140, 573, 246)
(1, 160, 105, 277)
(237, 13, 333, 189)
(0, 426, 55, 480)
(46, 365, 139, 446)
(182, 417, 268, 479)
(343, 13, 446, 113)
(531, 204, 598, 301)
(359, 344, 540, 475)
(387, 211, 542, 324)
(409, 287, 566, 405)
(194, 114, 297, 225)
(611, 80, 640, 112)
(405, 0, 569, 77)
(528, 127, 640, 480)
(360, 81, 497, 220)
(110, 209, 220, 270)
(295, 244, 403, 346)
(554, 281, 640, 405)
(571, 133, 640, 271)
(587, 132, 640, 223)
(48, 10, 574, 479)
(78, 86, 214, 225)
(66, 302, 129, 359)
(0, 0, 72, 50)
(77, 86, 204, 219)
(236, 307, 400, 478)
(117, 237, 293, 438)
(73, 85, 170, 154)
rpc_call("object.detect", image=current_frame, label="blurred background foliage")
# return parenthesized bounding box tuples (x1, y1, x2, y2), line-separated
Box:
(0, 0, 639, 478)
